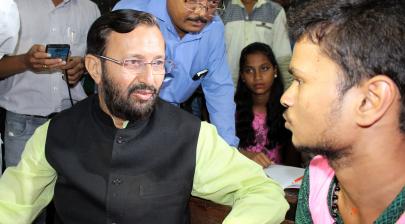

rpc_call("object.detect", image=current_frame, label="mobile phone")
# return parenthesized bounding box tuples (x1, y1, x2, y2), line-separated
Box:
(46, 44, 70, 61)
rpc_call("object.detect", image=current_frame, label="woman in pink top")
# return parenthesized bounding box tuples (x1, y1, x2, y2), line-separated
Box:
(235, 42, 300, 168)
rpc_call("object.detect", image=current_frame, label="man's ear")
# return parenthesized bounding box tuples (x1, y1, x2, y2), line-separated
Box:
(85, 54, 102, 85)
(356, 75, 398, 127)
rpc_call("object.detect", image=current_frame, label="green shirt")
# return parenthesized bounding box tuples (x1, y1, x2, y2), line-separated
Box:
(296, 166, 405, 223)
(0, 121, 289, 223)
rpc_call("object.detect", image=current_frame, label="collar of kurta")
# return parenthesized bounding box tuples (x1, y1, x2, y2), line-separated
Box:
(92, 95, 153, 130)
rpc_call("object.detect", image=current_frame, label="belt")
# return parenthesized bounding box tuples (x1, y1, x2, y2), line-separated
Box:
(23, 113, 58, 119)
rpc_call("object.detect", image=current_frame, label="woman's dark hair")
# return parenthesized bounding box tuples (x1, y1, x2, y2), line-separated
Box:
(86, 9, 159, 56)
(235, 42, 291, 155)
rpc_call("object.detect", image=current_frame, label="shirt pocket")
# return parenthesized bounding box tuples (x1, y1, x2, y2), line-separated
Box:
(254, 21, 274, 40)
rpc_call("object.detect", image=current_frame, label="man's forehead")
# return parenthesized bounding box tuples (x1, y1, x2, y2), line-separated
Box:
(292, 38, 323, 62)
(290, 37, 338, 78)
(106, 25, 165, 55)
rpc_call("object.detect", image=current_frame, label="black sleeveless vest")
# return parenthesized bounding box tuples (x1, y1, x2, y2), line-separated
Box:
(45, 95, 200, 224)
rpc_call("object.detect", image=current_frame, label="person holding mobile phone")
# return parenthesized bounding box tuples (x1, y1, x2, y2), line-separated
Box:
(0, 4, 99, 224)
(0, 0, 20, 176)
(0, 10, 288, 223)
(0, 1, 100, 222)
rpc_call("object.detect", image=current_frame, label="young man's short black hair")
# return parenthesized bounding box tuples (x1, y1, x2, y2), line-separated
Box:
(288, 0, 405, 131)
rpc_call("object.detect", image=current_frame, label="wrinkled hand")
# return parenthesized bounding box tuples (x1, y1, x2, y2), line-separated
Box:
(60, 56, 85, 85)
(240, 150, 273, 168)
(24, 44, 66, 72)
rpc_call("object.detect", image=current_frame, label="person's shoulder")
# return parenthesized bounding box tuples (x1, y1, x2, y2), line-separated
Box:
(74, 0, 98, 9)
(208, 16, 225, 31)
(155, 99, 201, 122)
(262, 0, 284, 12)
(254, 0, 284, 20)
(70, 0, 100, 16)
(155, 99, 190, 115)
(114, 0, 150, 10)
(221, 2, 247, 25)
(52, 95, 95, 122)
(201, 17, 225, 40)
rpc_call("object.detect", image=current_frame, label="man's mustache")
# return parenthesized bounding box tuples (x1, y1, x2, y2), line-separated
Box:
(128, 83, 157, 95)
(186, 16, 208, 24)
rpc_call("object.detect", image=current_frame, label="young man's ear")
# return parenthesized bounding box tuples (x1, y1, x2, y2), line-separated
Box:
(356, 75, 398, 127)
(85, 54, 102, 84)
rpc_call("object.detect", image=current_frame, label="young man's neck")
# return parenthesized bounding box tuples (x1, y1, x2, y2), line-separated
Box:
(333, 131, 405, 223)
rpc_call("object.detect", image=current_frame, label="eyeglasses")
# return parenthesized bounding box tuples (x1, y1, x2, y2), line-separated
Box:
(184, 0, 225, 16)
(97, 55, 175, 75)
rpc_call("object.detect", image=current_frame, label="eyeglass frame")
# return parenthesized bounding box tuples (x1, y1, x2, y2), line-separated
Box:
(184, 0, 225, 16)
(96, 55, 175, 75)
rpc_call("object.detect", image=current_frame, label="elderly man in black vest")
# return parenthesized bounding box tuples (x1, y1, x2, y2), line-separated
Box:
(0, 10, 288, 224)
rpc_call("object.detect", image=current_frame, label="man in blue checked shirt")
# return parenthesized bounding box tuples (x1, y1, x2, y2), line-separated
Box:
(114, 0, 239, 147)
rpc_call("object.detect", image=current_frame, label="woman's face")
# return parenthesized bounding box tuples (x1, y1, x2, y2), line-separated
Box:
(241, 52, 277, 96)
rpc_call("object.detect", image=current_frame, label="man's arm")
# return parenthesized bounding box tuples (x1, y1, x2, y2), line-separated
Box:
(0, 45, 65, 79)
(0, 0, 20, 61)
(201, 24, 239, 147)
(0, 54, 28, 79)
(192, 122, 289, 224)
(0, 121, 57, 223)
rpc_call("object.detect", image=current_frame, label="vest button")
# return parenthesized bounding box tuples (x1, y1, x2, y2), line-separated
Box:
(116, 136, 125, 144)
(112, 178, 122, 185)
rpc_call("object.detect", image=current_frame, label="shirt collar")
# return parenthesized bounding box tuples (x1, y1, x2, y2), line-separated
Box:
(147, 0, 171, 23)
(231, 0, 267, 8)
(60, 0, 73, 7)
(49, 0, 72, 10)
(147, 0, 220, 38)
(93, 95, 148, 129)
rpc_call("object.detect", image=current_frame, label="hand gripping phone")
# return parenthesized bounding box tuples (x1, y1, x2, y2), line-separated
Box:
(46, 44, 70, 61)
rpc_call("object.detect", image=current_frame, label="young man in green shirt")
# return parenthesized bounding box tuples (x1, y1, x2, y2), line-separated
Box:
(282, 0, 405, 223)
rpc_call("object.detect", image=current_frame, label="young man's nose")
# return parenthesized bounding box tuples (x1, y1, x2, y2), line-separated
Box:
(280, 83, 296, 108)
